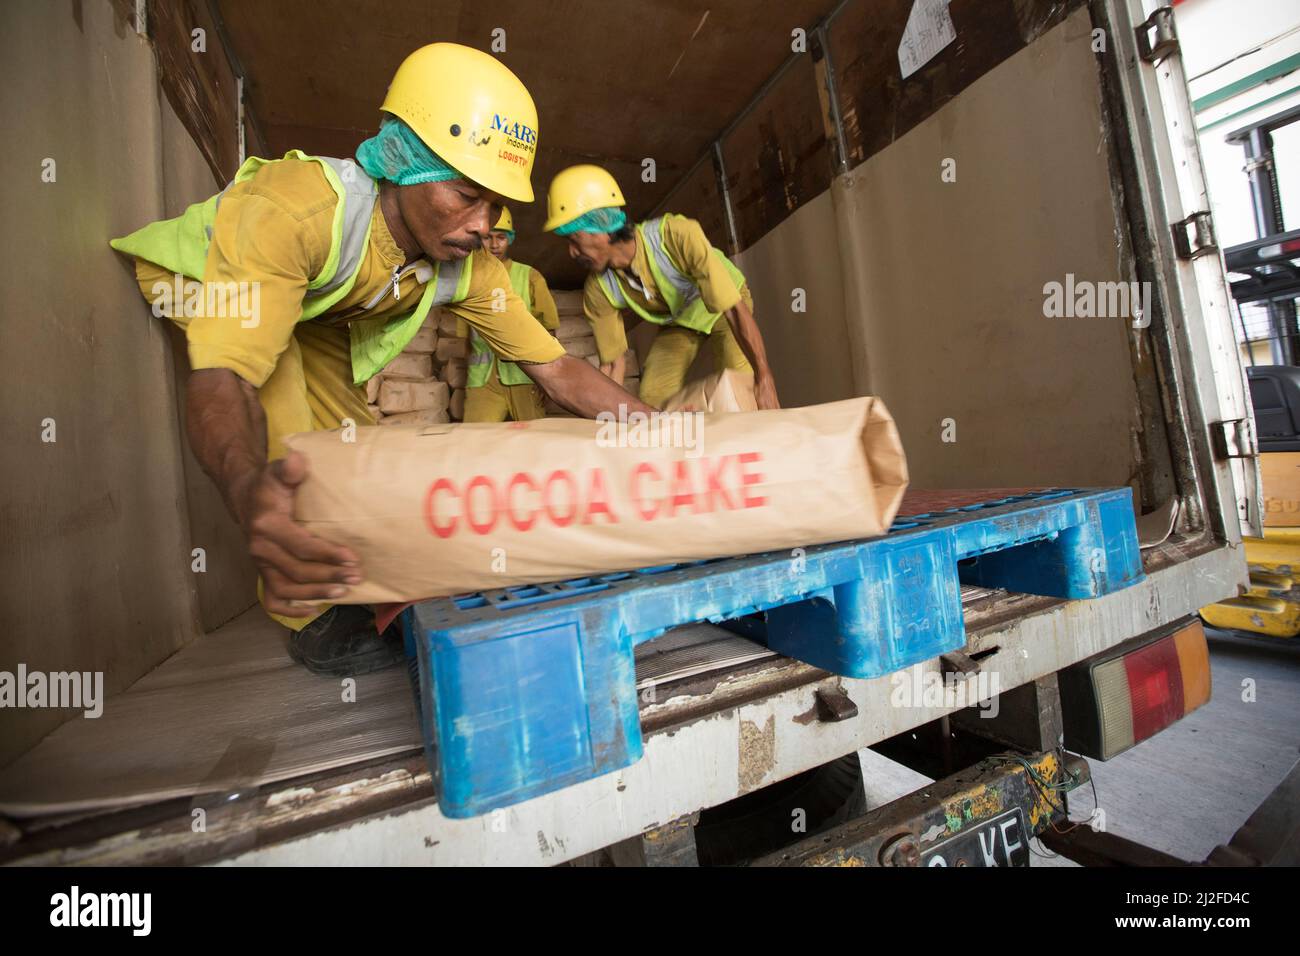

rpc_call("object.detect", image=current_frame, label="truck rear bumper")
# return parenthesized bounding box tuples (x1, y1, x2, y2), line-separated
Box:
(753, 750, 1084, 866)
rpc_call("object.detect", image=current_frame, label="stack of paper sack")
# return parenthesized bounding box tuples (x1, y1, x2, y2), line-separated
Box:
(364, 307, 463, 425)
(545, 289, 639, 415)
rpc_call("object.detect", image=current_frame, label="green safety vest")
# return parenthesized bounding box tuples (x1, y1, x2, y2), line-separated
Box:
(108, 149, 473, 385)
(595, 214, 746, 334)
(468, 259, 536, 388)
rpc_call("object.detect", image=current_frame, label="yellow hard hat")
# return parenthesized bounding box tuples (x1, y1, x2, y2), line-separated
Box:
(543, 164, 626, 232)
(380, 43, 538, 203)
(493, 206, 514, 233)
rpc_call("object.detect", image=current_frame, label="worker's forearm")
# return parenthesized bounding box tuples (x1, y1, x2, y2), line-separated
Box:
(726, 302, 773, 380)
(187, 370, 361, 614)
(527, 354, 655, 417)
(186, 368, 268, 526)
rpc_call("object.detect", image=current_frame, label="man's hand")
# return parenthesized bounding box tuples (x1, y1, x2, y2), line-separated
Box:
(724, 299, 780, 410)
(186, 368, 362, 618)
(754, 373, 781, 410)
(599, 351, 627, 386)
(233, 451, 363, 617)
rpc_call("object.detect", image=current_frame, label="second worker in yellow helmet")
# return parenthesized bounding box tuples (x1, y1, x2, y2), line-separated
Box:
(543, 164, 780, 410)
(458, 206, 560, 421)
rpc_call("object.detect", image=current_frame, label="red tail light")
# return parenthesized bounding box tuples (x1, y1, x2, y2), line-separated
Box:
(1060, 619, 1211, 759)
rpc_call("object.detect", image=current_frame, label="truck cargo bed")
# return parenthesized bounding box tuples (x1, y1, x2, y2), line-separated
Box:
(0, 530, 1237, 865)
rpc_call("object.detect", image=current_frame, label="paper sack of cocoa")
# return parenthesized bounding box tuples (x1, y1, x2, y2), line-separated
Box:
(284, 397, 909, 604)
(661, 369, 757, 413)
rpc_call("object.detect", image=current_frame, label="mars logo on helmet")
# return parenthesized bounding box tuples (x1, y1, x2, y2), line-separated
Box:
(491, 113, 536, 149)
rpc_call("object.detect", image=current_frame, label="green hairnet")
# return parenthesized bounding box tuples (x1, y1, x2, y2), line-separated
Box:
(356, 117, 462, 186)
(553, 207, 628, 236)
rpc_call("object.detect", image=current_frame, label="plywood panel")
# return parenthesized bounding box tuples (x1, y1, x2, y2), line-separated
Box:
(733, 190, 855, 408)
(0, 610, 419, 816)
(148, 0, 243, 182)
(661, 153, 730, 254)
(159, 94, 260, 630)
(0, 0, 203, 767)
(721, 51, 832, 249)
(841, 8, 1141, 489)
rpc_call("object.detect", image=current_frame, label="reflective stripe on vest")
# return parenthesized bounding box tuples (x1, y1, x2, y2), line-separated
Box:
(205, 155, 378, 313)
(508, 260, 533, 312)
(468, 259, 537, 388)
(594, 215, 745, 334)
(303, 157, 376, 305)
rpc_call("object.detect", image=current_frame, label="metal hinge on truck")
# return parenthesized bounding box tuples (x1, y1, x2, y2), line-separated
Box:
(1172, 211, 1218, 259)
(1211, 418, 1258, 523)
(1211, 419, 1257, 460)
(1135, 7, 1178, 63)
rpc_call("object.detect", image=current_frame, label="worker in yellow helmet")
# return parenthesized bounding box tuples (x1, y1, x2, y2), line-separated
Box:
(458, 206, 559, 421)
(543, 164, 780, 410)
(109, 44, 651, 676)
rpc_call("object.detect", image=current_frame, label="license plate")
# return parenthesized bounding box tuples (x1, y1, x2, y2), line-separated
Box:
(921, 808, 1030, 867)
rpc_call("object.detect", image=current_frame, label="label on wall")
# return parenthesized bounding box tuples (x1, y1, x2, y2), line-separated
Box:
(899, 0, 957, 80)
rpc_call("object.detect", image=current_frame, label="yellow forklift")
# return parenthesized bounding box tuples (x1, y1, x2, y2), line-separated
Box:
(1201, 243, 1300, 638)
(1200, 103, 1300, 639)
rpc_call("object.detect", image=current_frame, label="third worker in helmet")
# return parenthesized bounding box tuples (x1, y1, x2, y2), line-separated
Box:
(458, 205, 559, 422)
(544, 164, 780, 410)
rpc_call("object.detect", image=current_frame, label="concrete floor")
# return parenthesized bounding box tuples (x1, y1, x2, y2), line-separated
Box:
(857, 627, 1300, 866)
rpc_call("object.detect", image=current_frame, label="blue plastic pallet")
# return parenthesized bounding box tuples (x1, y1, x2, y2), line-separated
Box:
(405, 487, 1144, 818)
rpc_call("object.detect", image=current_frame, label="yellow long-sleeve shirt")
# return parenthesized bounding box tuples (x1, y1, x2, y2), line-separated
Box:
(581, 215, 745, 364)
(136, 157, 564, 387)
(456, 257, 558, 339)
